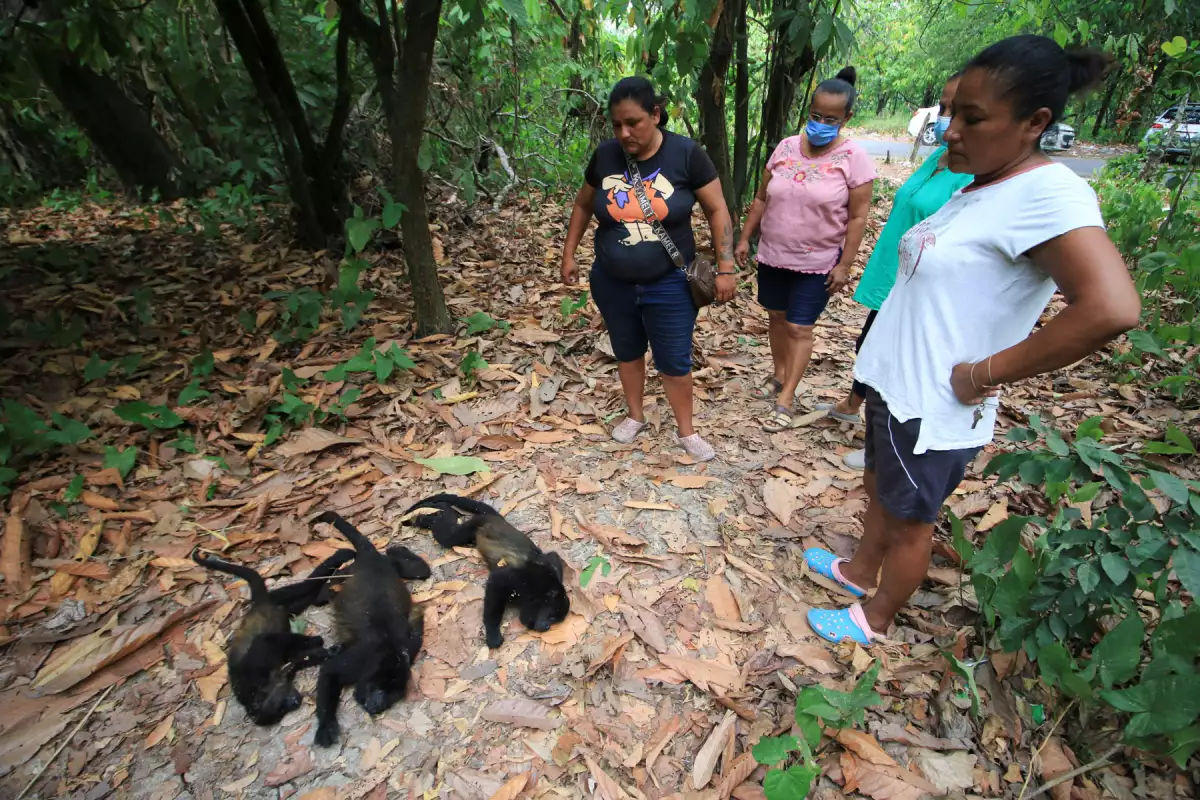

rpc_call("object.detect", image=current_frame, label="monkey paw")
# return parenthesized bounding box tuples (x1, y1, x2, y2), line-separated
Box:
(485, 629, 504, 649)
(314, 723, 340, 748)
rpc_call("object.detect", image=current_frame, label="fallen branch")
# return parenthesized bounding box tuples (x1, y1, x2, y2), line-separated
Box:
(16, 683, 117, 800)
(1026, 745, 1122, 799)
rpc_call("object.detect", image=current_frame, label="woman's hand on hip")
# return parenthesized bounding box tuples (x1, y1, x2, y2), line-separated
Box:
(715, 273, 737, 304)
(561, 257, 578, 286)
(825, 264, 850, 294)
(950, 361, 998, 405)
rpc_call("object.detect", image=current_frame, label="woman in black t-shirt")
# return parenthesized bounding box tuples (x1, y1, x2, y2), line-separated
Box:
(561, 77, 737, 462)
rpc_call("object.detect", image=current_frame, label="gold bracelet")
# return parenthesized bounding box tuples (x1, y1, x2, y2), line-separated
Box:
(969, 361, 980, 391)
(986, 356, 995, 386)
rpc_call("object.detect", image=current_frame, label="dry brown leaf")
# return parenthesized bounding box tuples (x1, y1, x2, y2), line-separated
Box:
(511, 327, 562, 345)
(576, 476, 603, 494)
(143, 712, 174, 749)
(523, 430, 574, 444)
(658, 654, 740, 692)
(851, 756, 941, 800)
(221, 771, 259, 793)
(80, 491, 119, 511)
(583, 753, 628, 800)
(668, 475, 720, 489)
(33, 601, 213, 694)
(50, 521, 103, 595)
(692, 710, 737, 789)
(264, 748, 315, 787)
(196, 665, 227, 703)
(586, 632, 635, 677)
(777, 643, 842, 675)
(711, 618, 763, 633)
(487, 773, 529, 800)
(582, 522, 646, 550)
(622, 606, 667, 652)
(977, 499, 1010, 532)
(716, 752, 758, 799)
(481, 698, 559, 729)
(644, 710, 681, 769)
(705, 576, 740, 622)
(836, 729, 898, 766)
(297, 790, 337, 800)
(622, 500, 676, 511)
(762, 477, 797, 525)
(34, 559, 111, 581)
(911, 749, 977, 793)
(2, 514, 31, 593)
(1039, 736, 1074, 800)
(275, 428, 360, 458)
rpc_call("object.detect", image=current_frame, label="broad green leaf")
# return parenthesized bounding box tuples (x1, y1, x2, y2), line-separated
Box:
(103, 446, 137, 479)
(113, 402, 184, 430)
(1046, 430, 1070, 456)
(46, 413, 92, 446)
(1163, 0, 1176, 16)
(811, 13, 833, 50)
(1166, 423, 1196, 453)
(1173, 546, 1200, 598)
(1092, 614, 1144, 688)
(1149, 470, 1191, 506)
(460, 351, 487, 381)
(795, 712, 821, 751)
(970, 515, 1031, 573)
(1100, 551, 1130, 586)
(64, 474, 84, 503)
(1162, 35, 1187, 56)
(1076, 416, 1105, 441)
(345, 216, 379, 253)
(1077, 561, 1100, 594)
(178, 379, 210, 406)
(1167, 726, 1200, 768)
(172, 434, 197, 454)
(387, 343, 416, 370)
(1127, 329, 1166, 357)
(763, 762, 819, 800)
(83, 354, 112, 382)
(1070, 482, 1103, 503)
(1099, 675, 1200, 736)
(579, 555, 611, 588)
(118, 354, 142, 375)
(751, 735, 798, 766)
(382, 201, 405, 229)
(322, 363, 348, 381)
(464, 312, 499, 335)
(281, 368, 306, 393)
(947, 653, 983, 718)
(414, 456, 490, 476)
(375, 353, 394, 382)
(1038, 642, 1092, 698)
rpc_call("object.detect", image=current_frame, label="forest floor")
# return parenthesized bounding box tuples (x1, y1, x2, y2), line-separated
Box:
(0, 160, 1191, 800)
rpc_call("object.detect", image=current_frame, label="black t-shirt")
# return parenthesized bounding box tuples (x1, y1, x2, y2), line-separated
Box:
(585, 130, 719, 283)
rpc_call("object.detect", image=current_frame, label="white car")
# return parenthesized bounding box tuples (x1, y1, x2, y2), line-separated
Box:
(907, 105, 1076, 152)
(1142, 104, 1199, 160)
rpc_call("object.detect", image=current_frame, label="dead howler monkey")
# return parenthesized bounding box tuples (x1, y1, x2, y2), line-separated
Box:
(191, 547, 355, 726)
(405, 493, 570, 648)
(311, 511, 427, 748)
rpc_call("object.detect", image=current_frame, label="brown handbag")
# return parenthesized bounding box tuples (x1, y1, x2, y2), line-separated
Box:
(623, 152, 717, 307)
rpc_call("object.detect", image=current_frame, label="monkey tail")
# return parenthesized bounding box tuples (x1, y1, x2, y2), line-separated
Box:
(314, 511, 373, 556)
(405, 493, 500, 518)
(191, 546, 269, 603)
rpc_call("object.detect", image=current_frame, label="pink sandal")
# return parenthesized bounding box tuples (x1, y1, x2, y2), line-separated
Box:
(611, 417, 646, 444)
(677, 432, 716, 462)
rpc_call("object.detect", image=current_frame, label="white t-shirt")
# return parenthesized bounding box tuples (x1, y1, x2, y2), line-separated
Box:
(854, 162, 1105, 454)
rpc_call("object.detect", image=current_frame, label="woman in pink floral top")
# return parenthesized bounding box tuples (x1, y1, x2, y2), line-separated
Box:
(736, 66, 876, 431)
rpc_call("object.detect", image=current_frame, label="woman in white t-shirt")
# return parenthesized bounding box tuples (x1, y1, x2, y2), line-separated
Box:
(801, 35, 1142, 646)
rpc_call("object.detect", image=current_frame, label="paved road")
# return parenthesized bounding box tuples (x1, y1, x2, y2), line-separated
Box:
(855, 138, 1109, 178)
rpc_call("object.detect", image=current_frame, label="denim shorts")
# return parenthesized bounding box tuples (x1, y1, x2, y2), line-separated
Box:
(862, 387, 979, 524)
(756, 263, 832, 326)
(589, 265, 697, 377)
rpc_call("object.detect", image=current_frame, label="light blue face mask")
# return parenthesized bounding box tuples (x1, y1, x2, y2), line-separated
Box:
(934, 115, 952, 145)
(805, 119, 840, 147)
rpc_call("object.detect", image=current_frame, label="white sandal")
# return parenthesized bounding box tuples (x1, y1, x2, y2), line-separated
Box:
(677, 432, 716, 462)
(611, 417, 646, 444)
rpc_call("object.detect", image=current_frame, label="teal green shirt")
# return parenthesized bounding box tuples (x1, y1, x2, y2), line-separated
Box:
(853, 146, 974, 310)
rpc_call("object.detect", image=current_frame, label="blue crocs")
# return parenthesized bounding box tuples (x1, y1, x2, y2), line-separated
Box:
(802, 548, 867, 598)
(807, 604, 878, 645)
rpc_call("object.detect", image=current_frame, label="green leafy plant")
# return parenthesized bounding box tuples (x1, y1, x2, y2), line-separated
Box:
(580, 554, 611, 588)
(323, 338, 415, 383)
(560, 291, 589, 326)
(753, 662, 882, 799)
(963, 414, 1200, 761)
(118, 354, 142, 376)
(63, 474, 85, 503)
(264, 287, 325, 343)
(114, 402, 184, 430)
(171, 434, 198, 454)
(192, 350, 215, 378)
(103, 446, 137, 479)
(326, 388, 361, 421)
(459, 351, 488, 385)
(83, 353, 113, 382)
(0, 402, 93, 496)
(331, 259, 376, 331)
(462, 311, 510, 335)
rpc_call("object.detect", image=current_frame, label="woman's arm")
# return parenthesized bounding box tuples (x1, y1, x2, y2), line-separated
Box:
(695, 179, 737, 303)
(561, 185, 596, 285)
(827, 181, 873, 293)
(735, 170, 772, 266)
(950, 227, 1141, 403)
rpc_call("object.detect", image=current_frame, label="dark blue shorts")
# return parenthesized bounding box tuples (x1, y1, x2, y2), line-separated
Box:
(589, 265, 697, 377)
(756, 263, 832, 326)
(863, 388, 979, 524)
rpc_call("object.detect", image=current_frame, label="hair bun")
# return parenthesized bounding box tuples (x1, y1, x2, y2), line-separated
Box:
(836, 66, 857, 86)
(1065, 49, 1114, 95)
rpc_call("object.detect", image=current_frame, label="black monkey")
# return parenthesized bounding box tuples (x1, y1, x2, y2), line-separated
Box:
(311, 511, 427, 748)
(191, 547, 355, 726)
(310, 542, 432, 607)
(404, 493, 570, 648)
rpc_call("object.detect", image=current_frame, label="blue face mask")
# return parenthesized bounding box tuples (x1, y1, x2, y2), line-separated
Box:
(934, 115, 952, 145)
(805, 119, 840, 147)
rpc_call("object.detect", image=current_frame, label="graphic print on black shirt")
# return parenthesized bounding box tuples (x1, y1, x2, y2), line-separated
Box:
(585, 131, 718, 283)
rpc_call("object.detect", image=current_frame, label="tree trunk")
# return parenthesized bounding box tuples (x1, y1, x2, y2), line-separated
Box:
(876, 91, 888, 116)
(921, 83, 935, 108)
(762, 40, 815, 155)
(393, 0, 451, 336)
(697, 0, 736, 218)
(732, 0, 749, 212)
(30, 43, 190, 200)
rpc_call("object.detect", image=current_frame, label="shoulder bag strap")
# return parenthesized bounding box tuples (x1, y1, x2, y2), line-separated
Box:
(623, 151, 687, 271)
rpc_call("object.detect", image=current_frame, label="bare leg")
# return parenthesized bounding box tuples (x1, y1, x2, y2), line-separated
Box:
(859, 513, 934, 633)
(840, 469, 884, 590)
(836, 389, 865, 416)
(661, 373, 695, 437)
(766, 311, 789, 385)
(616, 357, 647, 422)
(777, 322, 815, 408)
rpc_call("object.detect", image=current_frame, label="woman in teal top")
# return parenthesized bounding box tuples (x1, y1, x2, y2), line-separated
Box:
(818, 72, 974, 469)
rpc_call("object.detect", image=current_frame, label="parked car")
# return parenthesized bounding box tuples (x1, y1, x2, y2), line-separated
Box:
(907, 105, 1076, 151)
(1141, 104, 1200, 160)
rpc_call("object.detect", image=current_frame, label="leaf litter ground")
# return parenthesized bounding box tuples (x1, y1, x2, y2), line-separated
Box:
(0, 166, 1193, 800)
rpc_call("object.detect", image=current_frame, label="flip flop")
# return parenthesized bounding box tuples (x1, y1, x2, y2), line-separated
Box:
(750, 377, 783, 401)
(815, 402, 861, 423)
(762, 405, 795, 433)
(807, 604, 877, 646)
(802, 547, 868, 598)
